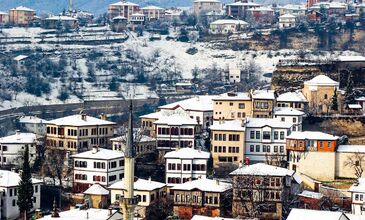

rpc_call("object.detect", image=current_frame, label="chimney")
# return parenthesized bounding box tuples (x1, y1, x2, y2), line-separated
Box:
(148, 176, 152, 183)
(108, 207, 112, 216)
(239, 160, 243, 168)
(245, 157, 250, 166)
(92, 146, 99, 154)
(80, 111, 87, 121)
(216, 179, 220, 185)
(86, 212, 89, 219)
(15, 130, 20, 135)
(100, 113, 107, 121)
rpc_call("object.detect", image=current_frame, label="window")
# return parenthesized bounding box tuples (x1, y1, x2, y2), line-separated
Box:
(12, 199, 16, 206)
(35, 185, 38, 193)
(324, 94, 328, 99)
(250, 131, 255, 139)
(229, 102, 233, 106)
(2, 146, 7, 151)
(281, 117, 285, 122)
(256, 145, 260, 152)
(239, 103, 245, 109)
(356, 194, 359, 201)
(274, 146, 278, 153)
(255, 131, 260, 139)
(293, 118, 297, 123)
(250, 145, 254, 152)
(33, 197, 36, 203)
(263, 131, 271, 140)
(280, 131, 284, 140)
(274, 131, 278, 140)
(319, 141, 323, 148)
(9, 188, 12, 197)
(280, 146, 284, 153)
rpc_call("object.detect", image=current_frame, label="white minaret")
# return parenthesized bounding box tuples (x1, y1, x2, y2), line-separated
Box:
(68, 0, 73, 12)
(120, 101, 138, 220)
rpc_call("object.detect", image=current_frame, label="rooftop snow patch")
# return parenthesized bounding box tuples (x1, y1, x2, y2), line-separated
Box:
(252, 90, 276, 100)
(10, 6, 35, 11)
(210, 19, 248, 25)
(304, 75, 339, 86)
(40, 208, 117, 220)
(171, 178, 231, 193)
(109, 178, 166, 191)
(337, 145, 365, 153)
(19, 116, 48, 124)
(287, 208, 348, 220)
(274, 107, 305, 116)
(287, 131, 339, 140)
(71, 148, 124, 160)
(110, 1, 139, 6)
(245, 117, 292, 128)
(45, 16, 77, 21)
(277, 91, 307, 102)
(164, 147, 210, 159)
(84, 184, 109, 195)
(298, 190, 323, 199)
(48, 114, 115, 127)
(141, 6, 164, 10)
(0, 132, 37, 144)
(210, 120, 245, 132)
(153, 113, 197, 125)
(13, 55, 28, 61)
(349, 178, 365, 193)
(213, 92, 251, 101)
(0, 170, 42, 187)
(230, 163, 302, 184)
(338, 55, 365, 62)
(159, 95, 217, 112)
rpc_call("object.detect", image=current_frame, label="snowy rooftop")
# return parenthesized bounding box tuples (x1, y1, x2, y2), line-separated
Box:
(111, 135, 155, 143)
(287, 209, 348, 220)
(0, 170, 42, 187)
(45, 16, 77, 21)
(112, 15, 127, 20)
(19, 115, 48, 124)
(277, 91, 307, 103)
(13, 55, 29, 61)
(278, 4, 306, 10)
(230, 163, 301, 183)
(109, 178, 165, 191)
(0, 11, 8, 15)
(304, 75, 339, 86)
(213, 92, 251, 101)
(210, 120, 245, 132)
(153, 113, 197, 126)
(139, 111, 163, 119)
(48, 114, 116, 127)
(194, 0, 221, 3)
(245, 118, 292, 128)
(356, 96, 365, 101)
(0, 132, 37, 144)
(338, 55, 365, 62)
(141, 6, 164, 10)
(274, 107, 305, 116)
(110, 1, 139, 6)
(171, 178, 231, 193)
(84, 184, 109, 195)
(10, 6, 35, 12)
(279, 13, 296, 18)
(252, 90, 276, 100)
(227, 2, 260, 6)
(71, 148, 124, 160)
(164, 147, 210, 159)
(287, 131, 339, 140)
(210, 19, 248, 25)
(247, 7, 274, 11)
(349, 178, 365, 193)
(40, 208, 118, 220)
(348, 104, 362, 109)
(298, 190, 323, 199)
(159, 96, 216, 112)
(337, 145, 365, 153)
(192, 216, 236, 220)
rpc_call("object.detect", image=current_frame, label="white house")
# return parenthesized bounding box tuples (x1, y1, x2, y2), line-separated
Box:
(164, 148, 210, 186)
(244, 118, 292, 164)
(287, 208, 351, 220)
(158, 95, 217, 129)
(276, 91, 308, 111)
(18, 116, 48, 135)
(154, 112, 200, 154)
(0, 132, 38, 167)
(274, 107, 305, 131)
(349, 178, 365, 216)
(279, 13, 296, 29)
(209, 19, 249, 35)
(109, 177, 166, 218)
(0, 170, 42, 220)
(71, 147, 124, 192)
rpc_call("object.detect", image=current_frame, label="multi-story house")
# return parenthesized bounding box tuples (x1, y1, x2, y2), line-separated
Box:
(0, 11, 9, 24)
(302, 75, 340, 114)
(251, 90, 276, 118)
(230, 163, 301, 219)
(9, 6, 36, 26)
(171, 178, 232, 219)
(278, 13, 296, 29)
(210, 120, 245, 168)
(46, 112, 116, 153)
(140, 6, 165, 21)
(109, 177, 166, 218)
(226, 2, 260, 19)
(0, 170, 42, 220)
(247, 7, 275, 24)
(274, 107, 305, 132)
(209, 19, 249, 35)
(276, 91, 308, 112)
(140, 111, 162, 137)
(108, 1, 140, 21)
(164, 148, 210, 186)
(193, 0, 222, 15)
(349, 178, 365, 216)
(18, 116, 48, 135)
(0, 132, 39, 167)
(71, 147, 124, 192)
(244, 118, 292, 164)
(155, 113, 200, 157)
(213, 92, 252, 121)
(111, 135, 156, 156)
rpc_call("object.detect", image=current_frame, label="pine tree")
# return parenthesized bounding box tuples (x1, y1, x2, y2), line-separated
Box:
(17, 145, 34, 218)
(345, 72, 356, 106)
(331, 88, 338, 111)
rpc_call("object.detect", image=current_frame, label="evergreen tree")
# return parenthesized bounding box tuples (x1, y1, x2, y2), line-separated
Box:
(331, 88, 338, 111)
(345, 72, 356, 106)
(17, 145, 34, 218)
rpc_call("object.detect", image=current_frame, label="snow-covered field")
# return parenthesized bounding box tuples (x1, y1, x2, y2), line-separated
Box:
(0, 27, 361, 110)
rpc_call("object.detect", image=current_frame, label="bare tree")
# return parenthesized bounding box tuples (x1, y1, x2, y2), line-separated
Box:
(41, 149, 71, 188)
(265, 153, 287, 167)
(344, 151, 365, 179)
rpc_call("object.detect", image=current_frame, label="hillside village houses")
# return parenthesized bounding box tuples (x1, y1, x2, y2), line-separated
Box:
(109, 177, 166, 218)
(225, 2, 261, 19)
(8, 6, 36, 26)
(171, 178, 232, 219)
(18, 115, 48, 136)
(108, 1, 140, 21)
(0, 132, 39, 167)
(193, 0, 222, 16)
(230, 163, 302, 219)
(273, 107, 305, 131)
(0, 11, 9, 24)
(141, 6, 165, 21)
(164, 147, 210, 186)
(71, 147, 124, 192)
(45, 112, 116, 154)
(278, 13, 297, 29)
(349, 178, 365, 216)
(0, 170, 42, 220)
(209, 19, 249, 35)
